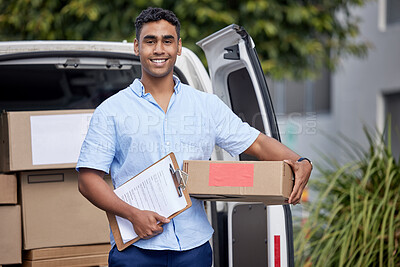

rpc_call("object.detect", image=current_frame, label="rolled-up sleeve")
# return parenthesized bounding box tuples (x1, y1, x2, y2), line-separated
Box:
(76, 107, 116, 174)
(209, 94, 260, 156)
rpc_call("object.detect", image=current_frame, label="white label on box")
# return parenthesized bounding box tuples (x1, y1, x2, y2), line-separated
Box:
(30, 113, 93, 165)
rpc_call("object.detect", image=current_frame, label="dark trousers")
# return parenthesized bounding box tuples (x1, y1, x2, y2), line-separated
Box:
(108, 241, 212, 267)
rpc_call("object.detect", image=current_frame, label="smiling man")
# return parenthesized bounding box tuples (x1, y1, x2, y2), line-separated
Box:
(77, 7, 312, 267)
(134, 13, 182, 113)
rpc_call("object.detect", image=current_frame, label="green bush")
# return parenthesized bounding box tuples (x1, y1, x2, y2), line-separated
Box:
(294, 127, 400, 267)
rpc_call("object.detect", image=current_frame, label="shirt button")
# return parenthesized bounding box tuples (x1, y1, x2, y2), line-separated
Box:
(166, 141, 170, 146)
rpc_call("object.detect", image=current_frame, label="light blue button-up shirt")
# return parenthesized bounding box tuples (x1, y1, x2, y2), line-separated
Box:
(77, 76, 260, 250)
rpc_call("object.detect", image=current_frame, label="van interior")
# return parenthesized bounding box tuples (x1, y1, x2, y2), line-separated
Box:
(0, 56, 187, 111)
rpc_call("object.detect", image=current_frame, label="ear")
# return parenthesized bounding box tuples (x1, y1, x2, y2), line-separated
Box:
(177, 38, 182, 56)
(133, 38, 139, 56)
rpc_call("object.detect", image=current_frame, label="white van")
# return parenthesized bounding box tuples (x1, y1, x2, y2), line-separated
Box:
(0, 24, 294, 267)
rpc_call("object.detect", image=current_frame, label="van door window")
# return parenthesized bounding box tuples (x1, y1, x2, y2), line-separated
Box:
(227, 67, 265, 160)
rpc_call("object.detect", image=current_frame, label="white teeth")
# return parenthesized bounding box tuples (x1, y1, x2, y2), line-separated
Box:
(152, 59, 167, 63)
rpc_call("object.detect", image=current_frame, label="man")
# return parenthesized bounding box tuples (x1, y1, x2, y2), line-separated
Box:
(77, 7, 312, 267)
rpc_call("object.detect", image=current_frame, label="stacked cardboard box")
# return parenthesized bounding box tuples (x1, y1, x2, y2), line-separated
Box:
(0, 174, 22, 265)
(0, 110, 93, 172)
(22, 244, 110, 267)
(0, 173, 17, 204)
(19, 169, 112, 250)
(0, 110, 113, 266)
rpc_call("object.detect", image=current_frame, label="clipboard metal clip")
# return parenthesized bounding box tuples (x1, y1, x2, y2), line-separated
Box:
(169, 164, 188, 197)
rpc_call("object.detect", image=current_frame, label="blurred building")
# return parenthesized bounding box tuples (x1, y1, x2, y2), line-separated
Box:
(269, 0, 400, 172)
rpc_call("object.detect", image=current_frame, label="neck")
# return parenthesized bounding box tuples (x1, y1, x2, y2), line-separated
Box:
(140, 73, 175, 96)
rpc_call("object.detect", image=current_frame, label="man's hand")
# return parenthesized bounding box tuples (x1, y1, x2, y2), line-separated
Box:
(243, 133, 312, 205)
(284, 159, 312, 205)
(129, 210, 170, 239)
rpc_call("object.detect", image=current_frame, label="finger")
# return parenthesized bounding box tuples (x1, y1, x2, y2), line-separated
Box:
(289, 193, 300, 205)
(150, 224, 163, 232)
(289, 181, 301, 203)
(154, 213, 170, 224)
(144, 229, 155, 239)
(295, 190, 303, 204)
(139, 232, 149, 239)
(142, 226, 163, 239)
(154, 225, 164, 235)
(289, 187, 303, 204)
(291, 182, 307, 205)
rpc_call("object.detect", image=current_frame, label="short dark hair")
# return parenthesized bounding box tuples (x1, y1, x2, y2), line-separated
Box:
(135, 7, 181, 40)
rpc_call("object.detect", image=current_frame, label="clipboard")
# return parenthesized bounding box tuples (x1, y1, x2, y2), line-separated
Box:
(106, 153, 192, 251)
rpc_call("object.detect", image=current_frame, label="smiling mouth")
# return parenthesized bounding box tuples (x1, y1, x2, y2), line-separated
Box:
(151, 59, 167, 63)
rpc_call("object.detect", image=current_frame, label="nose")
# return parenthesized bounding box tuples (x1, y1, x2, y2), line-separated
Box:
(154, 41, 164, 54)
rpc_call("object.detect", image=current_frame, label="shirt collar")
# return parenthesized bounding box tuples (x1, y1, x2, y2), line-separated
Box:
(130, 75, 182, 97)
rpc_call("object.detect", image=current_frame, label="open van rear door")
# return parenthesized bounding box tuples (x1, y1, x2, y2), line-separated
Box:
(197, 24, 294, 267)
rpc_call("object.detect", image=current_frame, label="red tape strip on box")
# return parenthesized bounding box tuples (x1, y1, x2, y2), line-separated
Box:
(208, 163, 254, 187)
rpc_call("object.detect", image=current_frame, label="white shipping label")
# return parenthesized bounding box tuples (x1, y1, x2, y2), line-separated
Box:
(30, 113, 93, 165)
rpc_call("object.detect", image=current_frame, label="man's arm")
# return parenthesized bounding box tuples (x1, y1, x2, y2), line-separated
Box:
(243, 133, 312, 205)
(78, 168, 169, 239)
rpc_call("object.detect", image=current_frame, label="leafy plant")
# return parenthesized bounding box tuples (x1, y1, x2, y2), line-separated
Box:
(0, 0, 371, 81)
(294, 126, 400, 266)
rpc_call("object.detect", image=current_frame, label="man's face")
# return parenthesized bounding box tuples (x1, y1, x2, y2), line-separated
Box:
(134, 20, 182, 79)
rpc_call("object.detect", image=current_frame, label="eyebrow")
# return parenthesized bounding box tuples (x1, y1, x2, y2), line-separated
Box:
(162, 35, 175, 40)
(143, 35, 175, 40)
